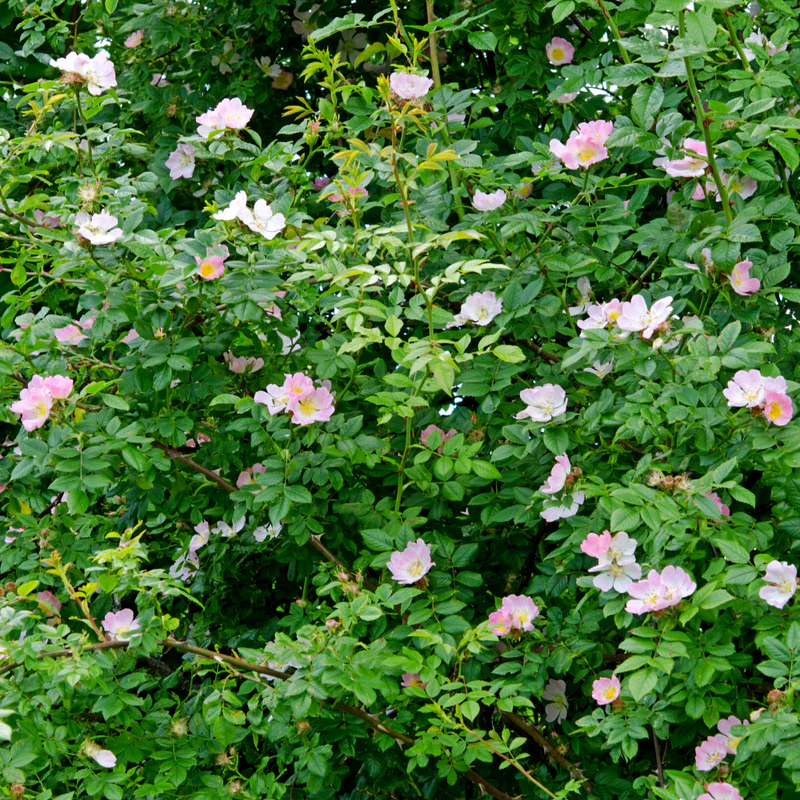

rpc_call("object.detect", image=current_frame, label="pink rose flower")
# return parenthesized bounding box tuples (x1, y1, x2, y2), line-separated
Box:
(254, 383, 292, 415)
(51, 51, 117, 96)
(387, 538, 435, 584)
(83, 741, 117, 768)
(591, 675, 621, 705)
(243, 199, 286, 240)
(253, 522, 282, 542)
(272, 70, 294, 90)
(706, 492, 730, 517)
(580, 531, 612, 557)
(540, 454, 571, 495)
(487, 609, 512, 636)
(589, 552, 642, 593)
(763, 391, 793, 426)
(545, 37, 575, 65)
(616, 294, 673, 338)
(584, 359, 614, 378)
(213, 190, 252, 224)
(654, 138, 707, 177)
(189, 521, 211, 551)
(698, 783, 743, 800)
(312, 176, 331, 191)
(695, 734, 729, 771)
(10, 386, 54, 431)
(447, 290, 503, 328)
(498, 594, 540, 631)
(236, 463, 266, 488)
(101, 608, 141, 641)
(555, 92, 579, 104)
(576, 120, 613, 144)
(420, 424, 457, 453)
(472, 189, 507, 212)
(224, 352, 264, 374)
(723, 368, 770, 408)
(401, 672, 426, 688)
(121, 329, 140, 345)
(390, 71, 434, 100)
(76, 210, 123, 245)
(625, 566, 696, 614)
(165, 144, 196, 180)
(717, 716, 748, 754)
(542, 678, 569, 723)
(550, 133, 609, 170)
(288, 386, 335, 425)
(759, 560, 797, 609)
(516, 384, 567, 423)
(41, 375, 73, 399)
(196, 98, 254, 137)
(541, 491, 585, 521)
(33, 209, 60, 228)
(729, 259, 760, 296)
(125, 30, 144, 48)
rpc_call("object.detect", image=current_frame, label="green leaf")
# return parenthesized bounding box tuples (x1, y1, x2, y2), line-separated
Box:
(461, 700, 480, 721)
(105, 0, 119, 12)
(627, 668, 659, 702)
(716, 538, 750, 564)
(362, 529, 395, 552)
(610, 507, 640, 532)
(284, 485, 312, 504)
(210, 394, 239, 406)
(542, 428, 569, 455)
(771, 134, 799, 173)
(471, 460, 501, 480)
(492, 345, 525, 363)
(757, 659, 789, 678)
(631, 84, 664, 128)
(467, 30, 497, 51)
(551, 0, 575, 23)
(67, 489, 89, 515)
(717, 321, 741, 353)
(101, 393, 129, 411)
(605, 64, 655, 87)
(431, 360, 455, 395)
(16, 579, 39, 597)
(727, 223, 761, 243)
(700, 589, 733, 609)
(763, 116, 800, 129)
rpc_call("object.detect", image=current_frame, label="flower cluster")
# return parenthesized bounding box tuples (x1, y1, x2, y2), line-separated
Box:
(578, 294, 673, 340)
(625, 566, 696, 615)
(724, 369, 793, 426)
(196, 98, 254, 137)
(51, 51, 117, 95)
(10, 375, 73, 432)
(550, 120, 613, 170)
(254, 372, 335, 426)
(581, 530, 642, 593)
(487, 594, 540, 636)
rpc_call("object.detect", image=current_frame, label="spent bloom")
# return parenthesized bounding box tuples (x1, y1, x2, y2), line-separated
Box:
(592, 675, 621, 706)
(472, 189, 507, 212)
(447, 291, 503, 328)
(695, 734, 729, 771)
(729, 260, 760, 296)
(516, 384, 567, 423)
(165, 144, 196, 180)
(390, 71, 434, 100)
(698, 784, 743, 800)
(545, 37, 575, 65)
(101, 608, 141, 641)
(82, 741, 117, 768)
(542, 679, 569, 723)
(51, 51, 117, 96)
(76, 211, 123, 245)
(387, 539, 435, 584)
(759, 560, 797, 609)
(616, 294, 673, 338)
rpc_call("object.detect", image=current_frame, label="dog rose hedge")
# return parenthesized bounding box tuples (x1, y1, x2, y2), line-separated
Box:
(1, 0, 800, 798)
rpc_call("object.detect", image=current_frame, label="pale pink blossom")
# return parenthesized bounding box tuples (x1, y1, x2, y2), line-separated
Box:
(189, 521, 211, 551)
(759, 560, 797, 609)
(51, 51, 117, 96)
(283, 372, 315, 401)
(150, 73, 169, 86)
(256, 56, 281, 78)
(695, 734, 729, 771)
(213, 191, 252, 224)
(723, 369, 768, 408)
(390, 71, 434, 100)
(555, 92, 579, 104)
(224, 352, 264, 374)
(580, 531, 611, 557)
(487, 609, 512, 636)
(541, 491, 585, 521)
(236, 463, 266, 488)
(577, 299, 623, 334)
(33, 209, 60, 228)
(312, 176, 331, 191)
(654, 138, 707, 177)
(706, 492, 730, 517)
(656, 565, 696, 606)
(545, 37, 575, 65)
(215, 517, 246, 538)
(763, 391, 793, 426)
(125, 30, 144, 48)
(568, 276, 593, 316)
(101, 608, 141, 641)
(626, 566, 695, 614)
(728, 259, 760, 296)
(616, 294, 673, 338)
(401, 672, 426, 688)
(717, 716, 748, 754)
(76, 211, 123, 245)
(721, 173, 758, 201)
(170, 549, 199, 581)
(744, 29, 788, 60)
(576, 120, 614, 145)
(472, 189, 507, 212)
(272, 70, 294, 91)
(698, 783, 743, 800)
(542, 679, 569, 723)
(292, 3, 319, 39)
(10, 386, 54, 431)
(40, 375, 73, 399)
(499, 594, 540, 631)
(254, 383, 292, 415)
(447, 291, 503, 328)
(253, 522, 282, 542)
(196, 255, 225, 280)
(592, 675, 621, 705)
(387, 538, 435, 584)
(584, 359, 614, 378)
(289, 386, 335, 425)
(589, 553, 642, 593)
(165, 144, 196, 180)
(685, 247, 714, 273)
(516, 384, 567, 423)
(243, 199, 286, 240)
(550, 133, 609, 170)
(121, 329, 140, 345)
(540, 454, 571, 495)
(83, 741, 117, 768)
(420, 424, 457, 453)
(196, 98, 253, 137)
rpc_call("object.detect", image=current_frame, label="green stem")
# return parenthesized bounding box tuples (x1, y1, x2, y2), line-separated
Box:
(721, 12, 753, 72)
(679, 10, 733, 226)
(394, 413, 413, 513)
(596, 0, 631, 64)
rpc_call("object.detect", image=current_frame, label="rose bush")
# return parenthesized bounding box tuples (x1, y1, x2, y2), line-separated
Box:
(1, 0, 800, 798)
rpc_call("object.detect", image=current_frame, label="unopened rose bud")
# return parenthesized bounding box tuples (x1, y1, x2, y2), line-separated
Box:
(716, 762, 731, 778)
(325, 618, 340, 630)
(5, 582, 16, 593)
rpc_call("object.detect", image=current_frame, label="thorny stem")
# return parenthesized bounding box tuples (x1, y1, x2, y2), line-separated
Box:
(679, 10, 733, 226)
(721, 12, 754, 73)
